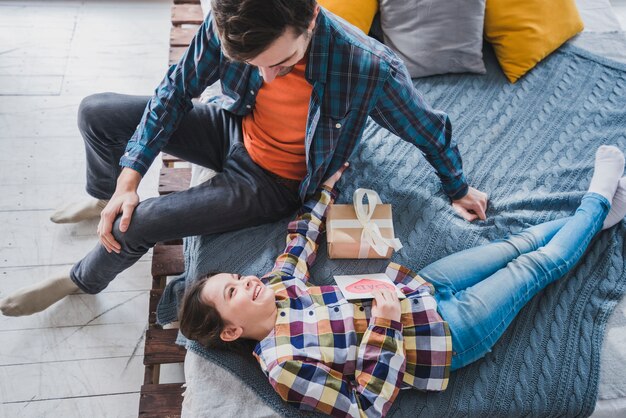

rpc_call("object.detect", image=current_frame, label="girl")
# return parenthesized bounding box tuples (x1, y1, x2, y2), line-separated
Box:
(179, 146, 626, 417)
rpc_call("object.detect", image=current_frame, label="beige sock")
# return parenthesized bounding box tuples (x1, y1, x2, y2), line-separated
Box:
(50, 198, 108, 224)
(0, 275, 80, 317)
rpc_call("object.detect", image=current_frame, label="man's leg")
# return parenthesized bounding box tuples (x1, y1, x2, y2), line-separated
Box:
(51, 92, 235, 222)
(2, 145, 299, 315)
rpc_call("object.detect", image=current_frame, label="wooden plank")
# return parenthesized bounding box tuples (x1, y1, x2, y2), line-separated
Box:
(0, 261, 152, 295)
(171, 4, 204, 25)
(0, 356, 144, 403)
(139, 383, 185, 417)
(158, 167, 191, 195)
(144, 328, 187, 365)
(169, 46, 187, 66)
(161, 152, 185, 167)
(0, 322, 147, 366)
(2, 392, 140, 418)
(151, 244, 185, 277)
(0, 291, 148, 332)
(170, 26, 199, 46)
(149, 288, 164, 325)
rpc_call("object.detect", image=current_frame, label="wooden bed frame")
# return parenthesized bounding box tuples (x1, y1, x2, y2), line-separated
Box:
(138, 1, 202, 416)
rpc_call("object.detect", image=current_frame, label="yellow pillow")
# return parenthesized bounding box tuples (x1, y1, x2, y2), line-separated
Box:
(484, 0, 584, 83)
(318, 0, 378, 34)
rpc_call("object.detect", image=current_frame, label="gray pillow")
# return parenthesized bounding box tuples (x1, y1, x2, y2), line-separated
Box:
(380, 0, 486, 78)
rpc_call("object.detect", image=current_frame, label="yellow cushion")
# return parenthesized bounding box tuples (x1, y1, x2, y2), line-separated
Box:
(484, 0, 584, 83)
(318, 0, 378, 34)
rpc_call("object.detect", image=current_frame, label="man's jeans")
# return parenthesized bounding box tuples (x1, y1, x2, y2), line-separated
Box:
(418, 193, 610, 370)
(70, 93, 300, 294)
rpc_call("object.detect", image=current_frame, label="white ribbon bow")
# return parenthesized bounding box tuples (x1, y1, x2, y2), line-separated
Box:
(353, 188, 403, 257)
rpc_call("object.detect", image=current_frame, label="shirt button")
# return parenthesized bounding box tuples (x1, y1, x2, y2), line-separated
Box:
(280, 312, 286, 317)
(250, 90, 255, 95)
(309, 311, 314, 316)
(246, 105, 251, 109)
(413, 299, 419, 304)
(359, 306, 364, 312)
(334, 307, 339, 312)
(335, 123, 342, 129)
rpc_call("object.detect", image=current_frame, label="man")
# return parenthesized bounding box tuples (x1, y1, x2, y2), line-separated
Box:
(0, 0, 487, 317)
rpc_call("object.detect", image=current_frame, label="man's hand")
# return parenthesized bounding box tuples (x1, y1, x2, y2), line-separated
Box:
(451, 186, 488, 221)
(97, 168, 141, 254)
(371, 289, 401, 322)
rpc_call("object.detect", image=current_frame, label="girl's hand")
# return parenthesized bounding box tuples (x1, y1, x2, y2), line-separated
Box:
(371, 289, 401, 322)
(322, 162, 349, 190)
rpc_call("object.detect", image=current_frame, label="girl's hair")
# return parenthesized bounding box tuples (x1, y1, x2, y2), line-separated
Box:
(178, 273, 256, 354)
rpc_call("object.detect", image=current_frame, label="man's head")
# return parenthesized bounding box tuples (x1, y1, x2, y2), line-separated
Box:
(179, 273, 277, 351)
(212, 0, 319, 82)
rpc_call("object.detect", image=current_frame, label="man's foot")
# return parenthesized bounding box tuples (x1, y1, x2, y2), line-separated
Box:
(0, 275, 80, 317)
(588, 145, 625, 201)
(603, 177, 626, 230)
(50, 198, 108, 224)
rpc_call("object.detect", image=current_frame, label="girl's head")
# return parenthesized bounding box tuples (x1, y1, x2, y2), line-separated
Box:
(179, 273, 277, 351)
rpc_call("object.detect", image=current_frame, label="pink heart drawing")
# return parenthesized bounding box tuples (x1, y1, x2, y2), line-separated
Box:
(346, 279, 396, 294)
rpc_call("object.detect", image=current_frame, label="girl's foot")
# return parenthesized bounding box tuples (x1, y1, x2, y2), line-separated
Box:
(50, 198, 108, 224)
(588, 145, 625, 201)
(603, 177, 626, 230)
(0, 275, 80, 317)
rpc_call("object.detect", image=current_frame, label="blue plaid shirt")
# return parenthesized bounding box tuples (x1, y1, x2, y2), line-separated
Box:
(121, 8, 468, 200)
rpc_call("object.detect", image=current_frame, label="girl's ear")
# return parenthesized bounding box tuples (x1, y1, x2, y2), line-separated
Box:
(220, 325, 243, 342)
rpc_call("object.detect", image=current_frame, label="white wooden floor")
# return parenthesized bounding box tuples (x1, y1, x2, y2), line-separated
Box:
(1, 1, 625, 418)
(0, 1, 183, 417)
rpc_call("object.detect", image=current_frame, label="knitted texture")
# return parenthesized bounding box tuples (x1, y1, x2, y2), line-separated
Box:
(158, 44, 626, 417)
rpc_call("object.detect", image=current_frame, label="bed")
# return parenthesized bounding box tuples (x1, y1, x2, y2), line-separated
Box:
(160, 1, 626, 416)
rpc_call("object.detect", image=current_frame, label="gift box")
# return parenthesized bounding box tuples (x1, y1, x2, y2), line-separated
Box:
(327, 189, 403, 259)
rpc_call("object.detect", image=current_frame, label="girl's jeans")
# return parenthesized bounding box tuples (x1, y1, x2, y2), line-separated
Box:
(418, 193, 610, 371)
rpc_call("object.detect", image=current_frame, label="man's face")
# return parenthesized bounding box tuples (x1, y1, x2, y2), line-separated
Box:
(200, 273, 276, 340)
(246, 27, 311, 83)
(245, 5, 319, 83)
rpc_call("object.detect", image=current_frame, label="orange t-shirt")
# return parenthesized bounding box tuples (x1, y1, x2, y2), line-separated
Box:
(242, 58, 312, 181)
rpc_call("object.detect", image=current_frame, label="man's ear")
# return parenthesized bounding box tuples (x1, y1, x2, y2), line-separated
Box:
(308, 5, 320, 32)
(220, 325, 243, 342)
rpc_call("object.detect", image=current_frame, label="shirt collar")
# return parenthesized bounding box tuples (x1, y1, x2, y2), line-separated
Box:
(305, 8, 331, 84)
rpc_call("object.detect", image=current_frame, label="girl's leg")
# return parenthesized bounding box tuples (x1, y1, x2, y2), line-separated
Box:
(418, 218, 567, 293)
(438, 193, 609, 370)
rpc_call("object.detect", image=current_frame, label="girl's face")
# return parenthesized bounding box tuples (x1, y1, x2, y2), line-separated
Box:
(200, 273, 276, 340)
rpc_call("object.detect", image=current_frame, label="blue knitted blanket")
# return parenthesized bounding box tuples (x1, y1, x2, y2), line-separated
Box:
(158, 44, 626, 417)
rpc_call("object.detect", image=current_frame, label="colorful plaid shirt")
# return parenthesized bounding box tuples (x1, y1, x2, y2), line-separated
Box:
(120, 8, 468, 201)
(253, 189, 452, 418)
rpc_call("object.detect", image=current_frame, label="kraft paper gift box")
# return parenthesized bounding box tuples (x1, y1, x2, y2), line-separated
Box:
(327, 188, 403, 259)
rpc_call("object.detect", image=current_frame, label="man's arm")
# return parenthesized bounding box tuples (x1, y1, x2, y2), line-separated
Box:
(369, 56, 487, 221)
(98, 15, 223, 253)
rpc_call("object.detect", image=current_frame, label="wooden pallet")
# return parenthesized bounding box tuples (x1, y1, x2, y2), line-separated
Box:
(138, 1, 203, 416)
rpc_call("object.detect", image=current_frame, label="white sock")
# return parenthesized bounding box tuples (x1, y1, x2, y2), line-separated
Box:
(588, 145, 625, 201)
(50, 198, 108, 224)
(0, 275, 80, 317)
(603, 177, 626, 230)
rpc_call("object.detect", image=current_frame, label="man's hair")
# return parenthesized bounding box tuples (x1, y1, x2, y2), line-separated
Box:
(179, 273, 255, 354)
(211, 0, 317, 62)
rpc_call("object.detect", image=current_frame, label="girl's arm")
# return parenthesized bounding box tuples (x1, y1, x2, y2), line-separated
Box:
(267, 164, 348, 283)
(268, 186, 338, 282)
(267, 319, 406, 418)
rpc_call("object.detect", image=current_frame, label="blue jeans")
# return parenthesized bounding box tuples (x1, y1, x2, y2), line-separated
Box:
(418, 193, 610, 371)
